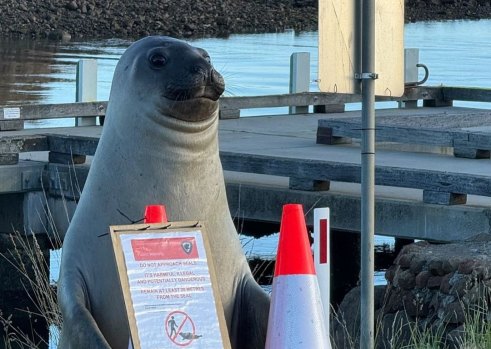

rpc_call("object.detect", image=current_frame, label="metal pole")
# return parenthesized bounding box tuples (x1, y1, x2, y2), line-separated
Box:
(360, 0, 376, 347)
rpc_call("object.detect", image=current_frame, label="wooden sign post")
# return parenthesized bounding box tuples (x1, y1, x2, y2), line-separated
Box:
(110, 221, 231, 349)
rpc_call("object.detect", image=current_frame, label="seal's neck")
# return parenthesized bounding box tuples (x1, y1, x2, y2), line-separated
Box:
(103, 102, 220, 163)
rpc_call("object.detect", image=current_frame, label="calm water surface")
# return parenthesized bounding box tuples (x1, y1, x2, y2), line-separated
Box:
(0, 20, 490, 126)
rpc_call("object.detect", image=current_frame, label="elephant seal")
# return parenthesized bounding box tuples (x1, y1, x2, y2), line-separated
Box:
(58, 36, 270, 349)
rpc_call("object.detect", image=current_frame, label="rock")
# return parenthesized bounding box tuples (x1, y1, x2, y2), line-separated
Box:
(409, 255, 426, 274)
(439, 272, 453, 294)
(415, 270, 431, 288)
(427, 275, 443, 289)
(458, 259, 476, 274)
(398, 253, 413, 269)
(377, 311, 412, 349)
(449, 273, 472, 297)
(441, 301, 465, 323)
(332, 285, 387, 349)
(66, 1, 78, 11)
(373, 240, 491, 348)
(0, 0, 489, 45)
(396, 269, 416, 290)
(429, 259, 445, 276)
(47, 29, 71, 41)
(445, 325, 465, 349)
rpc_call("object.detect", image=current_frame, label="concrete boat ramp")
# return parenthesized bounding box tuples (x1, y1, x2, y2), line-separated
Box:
(2, 105, 491, 242)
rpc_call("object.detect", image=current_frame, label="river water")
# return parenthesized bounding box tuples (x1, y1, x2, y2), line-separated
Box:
(1, 20, 490, 120)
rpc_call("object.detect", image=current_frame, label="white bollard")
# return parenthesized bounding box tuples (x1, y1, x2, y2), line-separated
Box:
(75, 59, 98, 126)
(314, 207, 331, 339)
(289, 52, 310, 114)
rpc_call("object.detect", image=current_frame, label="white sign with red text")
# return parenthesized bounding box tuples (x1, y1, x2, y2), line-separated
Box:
(111, 223, 230, 349)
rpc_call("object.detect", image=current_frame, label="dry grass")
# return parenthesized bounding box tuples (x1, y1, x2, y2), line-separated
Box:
(0, 230, 61, 348)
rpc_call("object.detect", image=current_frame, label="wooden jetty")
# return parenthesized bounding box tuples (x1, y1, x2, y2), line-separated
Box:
(1, 85, 491, 243)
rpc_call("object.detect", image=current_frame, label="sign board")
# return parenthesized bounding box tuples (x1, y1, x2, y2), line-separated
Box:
(318, 0, 405, 97)
(111, 221, 231, 349)
(2, 107, 21, 119)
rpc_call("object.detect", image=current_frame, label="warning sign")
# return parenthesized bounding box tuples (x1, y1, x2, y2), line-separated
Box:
(110, 222, 231, 349)
(131, 237, 199, 261)
(165, 310, 198, 346)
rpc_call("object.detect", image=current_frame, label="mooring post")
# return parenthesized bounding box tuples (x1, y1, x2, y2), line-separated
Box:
(399, 48, 420, 109)
(289, 52, 310, 114)
(75, 59, 98, 126)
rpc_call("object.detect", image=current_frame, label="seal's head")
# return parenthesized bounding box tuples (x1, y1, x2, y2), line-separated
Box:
(110, 36, 225, 123)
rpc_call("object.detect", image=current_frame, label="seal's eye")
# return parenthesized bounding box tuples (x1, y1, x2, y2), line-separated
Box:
(204, 56, 211, 64)
(149, 54, 167, 68)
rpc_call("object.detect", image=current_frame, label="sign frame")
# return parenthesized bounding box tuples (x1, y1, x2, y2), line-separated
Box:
(110, 221, 232, 349)
(318, 0, 405, 97)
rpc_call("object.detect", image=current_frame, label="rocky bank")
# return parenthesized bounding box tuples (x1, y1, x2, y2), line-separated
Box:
(0, 0, 490, 40)
(333, 236, 491, 348)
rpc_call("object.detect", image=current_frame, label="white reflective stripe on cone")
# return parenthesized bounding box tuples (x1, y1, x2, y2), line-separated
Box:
(265, 274, 330, 348)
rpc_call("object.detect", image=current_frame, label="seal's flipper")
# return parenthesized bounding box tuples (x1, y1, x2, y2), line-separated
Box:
(58, 274, 112, 349)
(231, 277, 270, 349)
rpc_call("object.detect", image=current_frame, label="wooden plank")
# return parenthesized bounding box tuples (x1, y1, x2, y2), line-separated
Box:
(47, 134, 99, 156)
(48, 152, 86, 165)
(0, 161, 45, 193)
(0, 135, 48, 154)
(219, 87, 444, 110)
(0, 86, 488, 123)
(442, 87, 491, 103)
(318, 110, 491, 150)
(453, 147, 490, 159)
(219, 92, 361, 110)
(0, 154, 19, 165)
(0, 102, 107, 121)
(289, 178, 330, 191)
(46, 163, 89, 200)
(318, 119, 455, 147)
(316, 125, 352, 145)
(219, 151, 491, 198)
(0, 120, 24, 131)
(423, 190, 467, 205)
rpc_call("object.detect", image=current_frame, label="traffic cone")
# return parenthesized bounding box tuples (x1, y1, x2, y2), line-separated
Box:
(265, 204, 331, 349)
(144, 204, 168, 223)
(128, 205, 168, 349)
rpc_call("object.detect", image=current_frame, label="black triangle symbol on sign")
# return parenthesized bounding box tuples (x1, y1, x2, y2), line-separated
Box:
(181, 241, 193, 254)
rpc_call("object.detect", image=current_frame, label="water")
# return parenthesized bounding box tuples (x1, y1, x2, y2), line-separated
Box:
(1, 20, 490, 124)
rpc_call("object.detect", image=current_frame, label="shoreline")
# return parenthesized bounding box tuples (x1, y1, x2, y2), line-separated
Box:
(0, 1, 490, 41)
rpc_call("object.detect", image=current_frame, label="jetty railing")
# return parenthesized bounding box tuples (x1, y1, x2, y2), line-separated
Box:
(1, 84, 491, 242)
(1, 85, 491, 203)
(0, 86, 490, 127)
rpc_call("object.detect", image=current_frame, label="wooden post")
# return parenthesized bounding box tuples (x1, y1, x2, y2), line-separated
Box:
(289, 52, 310, 114)
(399, 48, 419, 109)
(75, 59, 98, 126)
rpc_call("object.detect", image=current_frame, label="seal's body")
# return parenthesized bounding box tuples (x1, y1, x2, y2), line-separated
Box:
(58, 36, 269, 349)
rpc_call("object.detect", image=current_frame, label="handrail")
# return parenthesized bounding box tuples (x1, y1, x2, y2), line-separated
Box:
(0, 86, 490, 122)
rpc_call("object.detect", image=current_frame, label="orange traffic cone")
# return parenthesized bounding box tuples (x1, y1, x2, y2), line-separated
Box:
(128, 205, 169, 349)
(265, 203, 331, 348)
(144, 204, 168, 223)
